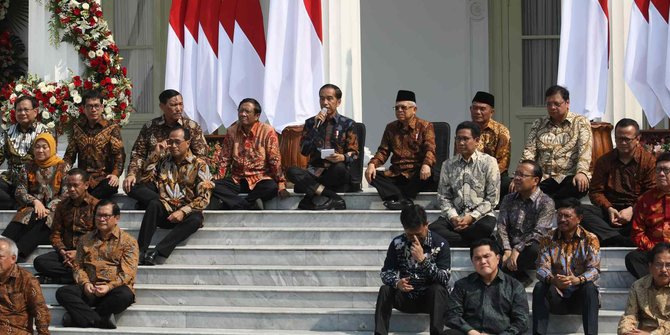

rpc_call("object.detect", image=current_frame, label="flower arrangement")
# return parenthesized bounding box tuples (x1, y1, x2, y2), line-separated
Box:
(0, 30, 26, 86)
(0, 0, 133, 135)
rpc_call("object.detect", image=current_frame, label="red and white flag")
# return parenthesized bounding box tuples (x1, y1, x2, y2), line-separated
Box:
(625, 0, 665, 126)
(647, 0, 670, 118)
(196, 0, 222, 133)
(264, 0, 324, 131)
(557, 0, 609, 120)
(228, 0, 266, 123)
(217, 0, 238, 127)
(180, 0, 204, 125)
(165, 0, 187, 92)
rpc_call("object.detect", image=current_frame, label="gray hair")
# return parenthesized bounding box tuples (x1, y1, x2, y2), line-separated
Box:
(0, 236, 18, 258)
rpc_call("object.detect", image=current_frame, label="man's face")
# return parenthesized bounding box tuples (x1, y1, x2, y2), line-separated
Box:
(0, 241, 16, 277)
(404, 224, 429, 242)
(237, 102, 260, 128)
(470, 102, 494, 125)
(455, 128, 479, 157)
(15, 99, 38, 127)
(545, 92, 570, 122)
(95, 204, 119, 235)
(160, 95, 184, 124)
(556, 207, 581, 234)
(319, 88, 341, 114)
(83, 98, 103, 124)
(471, 245, 500, 277)
(650, 251, 670, 287)
(513, 163, 539, 193)
(614, 125, 639, 156)
(394, 101, 417, 123)
(656, 161, 670, 192)
(168, 129, 190, 160)
(65, 174, 89, 200)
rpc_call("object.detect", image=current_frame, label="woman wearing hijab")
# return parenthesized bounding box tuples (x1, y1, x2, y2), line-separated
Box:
(1, 133, 69, 261)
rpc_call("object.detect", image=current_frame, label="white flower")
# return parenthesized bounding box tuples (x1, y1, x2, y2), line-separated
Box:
(82, 3, 89, 10)
(68, 83, 76, 90)
(14, 84, 22, 92)
(49, 96, 57, 104)
(46, 85, 56, 93)
(96, 49, 104, 57)
(111, 78, 118, 84)
(73, 95, 82, 104)
(42, 111, 51, 119)
(47, 122, 55, 129)
(104, 112, 114, 120)
(88, 50, 96, 59)
(40, 86, 48, 94)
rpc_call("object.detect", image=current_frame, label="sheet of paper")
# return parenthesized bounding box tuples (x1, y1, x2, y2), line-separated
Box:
(320, 148, 335, 159)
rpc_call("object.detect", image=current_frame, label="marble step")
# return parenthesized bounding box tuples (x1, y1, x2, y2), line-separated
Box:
(49, 328, 440, 335)
(40, 284, 630, 310)
(46, 305, 623, 333)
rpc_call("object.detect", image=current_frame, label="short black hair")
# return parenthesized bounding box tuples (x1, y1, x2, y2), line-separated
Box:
(400, 204, 428, 230)
(238, 98, 262, 115)
(159, 89, 181, 104)
(545, 85, 570, 101)
(82, 90, 104, 105)
(170, 125, 191, 141)
(648, 242, 670, 264)
(456, 121, 481, 139)
(555, 197, 583, 216)
(67, 168, 89, 181)
(14, 95, 38, 110)
(657, 152, 670, 165)
(470, 238, 501, 259)
(615, 118, 640, 136)
(519, 159, 543, 178)
(95, 199, 120, 217)
(319, 84, 342, 100)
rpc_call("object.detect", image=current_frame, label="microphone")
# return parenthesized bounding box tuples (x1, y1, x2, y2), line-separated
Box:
(315, 107, 328, 128)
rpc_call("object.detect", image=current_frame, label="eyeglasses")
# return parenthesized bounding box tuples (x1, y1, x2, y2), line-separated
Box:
(656, 167, 670, 175)
(96, 213, 115, 220)
(85, 104, 102, 110)
(455, 136, 473, 143)
(653, 262, 670, 270)
(15, 108, 34, 114)
(513, 172, 535, 178)
(167, 139, 187, 146)
(393, 105, 415, 112)
(546, 101, 566, 108)
(615, 136, 637, 143)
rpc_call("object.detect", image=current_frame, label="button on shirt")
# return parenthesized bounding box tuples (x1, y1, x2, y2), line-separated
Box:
(618, 274, 670, 334)
(50, 192, 100, 251)
(0, 264, 50, 335)
(446, 271, 529, 335)
(497, 189, 555, 252)
(631, 188, 670, 251)
(437, 150, 500, 221)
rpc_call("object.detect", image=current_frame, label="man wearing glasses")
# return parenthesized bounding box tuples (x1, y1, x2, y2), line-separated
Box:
(63, 90, 125, 200)
(0, 95, 52, 209)
(519, 85, 593, 201)
(626, 152, 670, 279)
(366, 90, 436, 210)
(583, 118, 656, 247)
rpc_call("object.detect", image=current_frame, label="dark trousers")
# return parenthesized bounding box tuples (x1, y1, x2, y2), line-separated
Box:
(127, 182, 160, 210)
(0, 178, 15, 209)
(33, 251, 75, 283)
(581, 204, 634, 246)
(1, 217, 50, 259)
(208, 178, 278, 210)
(429, 216, 496, 247)
(502, 242, 541, 276)
(287, 162, 351, 195)
(625, 250, 649, 279)
(56, 284, 134, 327)
(89, 178, 118, 200)
(539, 175, 587, 201)
(137, 199, 203, 258)
(370, 173, 436, 201)
(374, 284, 448, 335)
(532, 281, 599, 335)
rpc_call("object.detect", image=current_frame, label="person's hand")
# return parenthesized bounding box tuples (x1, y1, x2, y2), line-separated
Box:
(325, 153, 344, 163)
(466, 330, 483, 335)
(553, 274, 573, 290)
(396, 277, 414, 292)
(167, 210, 185, 223)
(505, 249, 520, 272)
(410, 235, 426, 263)
(607, 207, 621, 226)
(456, 215, 474, 231)
(107, 174, 120, 188)
(450, 216, 468, 231)
(33, 200, 49, 219)
(502, 250, 512, 264)
(84, 283, 96, 296)
(94, 284, 110, 297)
(64, 250, 76, 262)
(314, 109, 327, 128)
(154, 140, 168, 155)
(365, 164, 377, 183)
(619, 206, 634, 224)
(278, 189, 290, 200)
(573, 173, 590, 192)
(419, 164, 431, 181)
(123, 175, 136, 193)
(625, 329, 651, 335)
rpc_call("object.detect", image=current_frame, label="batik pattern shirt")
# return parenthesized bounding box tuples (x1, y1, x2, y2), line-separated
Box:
(0, 122, 52, 185)
(141, 150, 213, 215)
(369, 116, 436, 178)
(74, 225, 139, 294)
(477, 119, 511, 173)
(497, 189, 555, 252)
(537, 226, 601, 297)
(521, 112, 592, 183)
(13, 161, 69, 228)
(437, 150, 500, 221)
(631, 188, 670, 251)
(380, 231, 450, 299)
(216, 121, 286, 190)
(0, 264, 50, 335)
(618, 275, 670, 334)
(300, 112, 359, 168)
(50, 193, 99, 251)
(63, 119, 125, 188)
(127, 115, 208, 178)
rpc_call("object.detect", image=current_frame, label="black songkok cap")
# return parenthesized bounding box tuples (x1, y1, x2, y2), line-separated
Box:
(395, 90, 416, 103)
(472, 91, 494, 108)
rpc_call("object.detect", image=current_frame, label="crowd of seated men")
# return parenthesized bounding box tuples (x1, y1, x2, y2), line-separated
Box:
(1, 83, 669, 335)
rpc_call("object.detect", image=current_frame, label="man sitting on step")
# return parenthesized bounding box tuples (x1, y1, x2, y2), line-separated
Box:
(532, 198, 601, 335)
(208, 98, 289, 210)
(374, 204, 450, 335)
(618, 242, 670, 335)
(33, 168, 99, 284)
(56, 199, 139, 329)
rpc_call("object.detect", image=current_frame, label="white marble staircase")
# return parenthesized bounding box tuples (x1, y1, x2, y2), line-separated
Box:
(1, 191, 631, 334)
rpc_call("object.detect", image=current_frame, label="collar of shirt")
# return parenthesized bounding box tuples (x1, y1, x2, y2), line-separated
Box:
(79, 117, 109, 130)
(652, 188, 670, 200)
(457, 150, 482, 164)
(513, 187, 543, 203)
(471, 268, 505, 286)
(238, 121, 261, 138)
(480, 119, 497, 131)
(97, 224, 121, 241)
(64, 192, 97, 208)
(543, 111, 577, 128)
(13, 122, 37, 134)
(1, 263, 19, 284)
(553, 225, 588, 241)
(642, 274, 670, 289)
(158, 115, 185, 126)
(615, 145, 643, 165)
(169, 150, 196, 166)
(396, 116, 418, 131)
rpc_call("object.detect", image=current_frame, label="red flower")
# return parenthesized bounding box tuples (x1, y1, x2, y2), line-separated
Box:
(84, 81, 93, 90)
(48, 106, 56, 113)
(95, 10, 103, 17)
(122, 67, 127, 76)
(60, 17, 71, 24)
(73, 76, 82, 87)
(119, 102, 128, 110)
(73, 8, 81, 16)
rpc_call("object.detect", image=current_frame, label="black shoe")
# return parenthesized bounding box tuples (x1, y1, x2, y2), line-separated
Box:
(96, 314, 117, 329)
(143, 250, 158, 266)
(62, 312, 74, 327)
(331, 198, 346, 210)
(383, 199, 413, 210)
(138, 251, 146, 265)
(312, 198, 333, 210)
(298, 196, 315, 210)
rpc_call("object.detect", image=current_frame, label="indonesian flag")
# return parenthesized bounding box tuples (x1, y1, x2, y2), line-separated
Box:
(647, 0, 670, 117)
(557, 0, 609, 120)
(217, 0, 238, 127)
(196, 0, 222, 133)
(165, 0, 187, 92)
(264, 0, 324, 132)
(180, 0, 204, 125)
(228, 0, 266, 123)
(625, 0, 665, 126)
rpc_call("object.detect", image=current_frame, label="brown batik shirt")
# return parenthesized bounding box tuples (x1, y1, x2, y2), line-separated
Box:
(50, 192, 100, 252)
(477, 118, 511, 173)
(0, 264, 50, 335)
